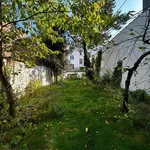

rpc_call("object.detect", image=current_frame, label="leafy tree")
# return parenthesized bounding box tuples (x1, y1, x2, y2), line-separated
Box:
(0, 0, 68, 117)
(106, 9, 150, 113)
(64, 0, 131, 80)
(37, 27, 66, 83)
(0, 0, 132, 117)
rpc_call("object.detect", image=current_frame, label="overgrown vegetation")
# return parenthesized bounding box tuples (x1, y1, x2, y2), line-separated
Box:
(0, 79, 149, 150)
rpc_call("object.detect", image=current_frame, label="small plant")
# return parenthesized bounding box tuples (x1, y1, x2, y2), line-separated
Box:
(11, 135, 22, 146)
(22, 143, 29, 150)
(99, 69, 113, 85)
(67, 73, 78, 79)
(24, 80, 42, 97)
(80, 66, 85, 71)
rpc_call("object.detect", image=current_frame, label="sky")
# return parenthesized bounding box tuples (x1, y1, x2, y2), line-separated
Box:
(110, 0, 143, 37)
(114, 0, 142, 13)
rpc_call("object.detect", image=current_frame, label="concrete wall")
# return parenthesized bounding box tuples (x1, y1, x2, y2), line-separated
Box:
(8, 61, 54, 94)
(101, 10, 150, 92)
(63, 71, 85, 79)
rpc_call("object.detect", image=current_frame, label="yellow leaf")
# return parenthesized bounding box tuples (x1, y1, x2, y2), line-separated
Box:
(3, 120, 7, 123)
(85, 127, 88, 132)
(105, 120, 109, 125)
(94, 3, 100, 9)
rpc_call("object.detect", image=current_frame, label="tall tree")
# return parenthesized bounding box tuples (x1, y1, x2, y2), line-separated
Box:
(0, 0, 68, 117)
(64, 0, 131, 80)
(0, 0, 132, 117)
(37, 27, 66, 83)
(123, 12, 150, 112)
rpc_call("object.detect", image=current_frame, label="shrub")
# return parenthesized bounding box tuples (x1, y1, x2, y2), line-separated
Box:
(130, 89, 150, 103)
(80, 66, 85, 71)
(24, 80, 42, 97)
(67, 73, 78, 79)
(98, 70, 113, 85)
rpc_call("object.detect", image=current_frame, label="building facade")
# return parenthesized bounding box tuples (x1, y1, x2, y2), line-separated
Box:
(101, 0, 150, 92)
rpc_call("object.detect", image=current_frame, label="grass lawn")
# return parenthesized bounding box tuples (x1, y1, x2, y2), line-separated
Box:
(1, 79, 150, 150)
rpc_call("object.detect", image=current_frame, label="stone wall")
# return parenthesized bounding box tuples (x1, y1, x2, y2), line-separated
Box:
(8, 61, 54, 95)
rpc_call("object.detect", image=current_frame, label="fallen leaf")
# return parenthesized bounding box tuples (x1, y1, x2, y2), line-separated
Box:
(85, 127, 88, 133)
(105, 120, 109, 125)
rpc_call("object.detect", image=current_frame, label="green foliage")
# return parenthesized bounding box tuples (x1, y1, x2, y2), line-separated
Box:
(0, 79, 150, 149)
(1, 0, 132, 67)
(0, 82, 63, 147)
(1, 0, 132, 117)
(130, 89, 150, 103)
(98, 69, 113, 85)
(11, 135, 22, 146)
(37, 35, 66, 78)
(66, 73, 78, 80)
(24, 80, 42, 96)
(79, 66, 85, 71)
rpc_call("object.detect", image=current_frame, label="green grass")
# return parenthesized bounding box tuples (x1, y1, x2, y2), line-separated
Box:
(1, 79, 150, 150)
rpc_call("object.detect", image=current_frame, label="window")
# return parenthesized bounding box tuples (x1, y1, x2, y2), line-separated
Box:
(79, 51, 82, 55)
(79, 59, 83, 64)
(70, 55, 74, 60)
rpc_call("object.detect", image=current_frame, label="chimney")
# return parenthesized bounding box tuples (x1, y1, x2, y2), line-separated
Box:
(143, 0, 150, 11)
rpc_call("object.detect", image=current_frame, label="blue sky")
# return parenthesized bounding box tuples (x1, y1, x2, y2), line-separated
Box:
(110, 0, 143, 37)
(114, 0, 142, 13)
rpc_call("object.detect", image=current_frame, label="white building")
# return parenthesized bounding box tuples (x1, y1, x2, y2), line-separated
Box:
(67, 45, 103, 70)
(64, 45, 102, 78)
(67, 47, 84, 71)
(101, 0, 150, 92)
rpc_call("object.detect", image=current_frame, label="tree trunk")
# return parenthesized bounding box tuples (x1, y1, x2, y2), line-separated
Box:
(122, 70, 132, 113)
(95, 50, 102, 77)
(54, 72, 58, 84)
(123, 50, 150, 113)
(0, 59, 15, 117)
(0, 30, 15, 117)
(82, 41, 94, 81)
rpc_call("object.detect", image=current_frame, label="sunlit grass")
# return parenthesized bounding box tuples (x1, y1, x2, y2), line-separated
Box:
(1, 79, 149, 150)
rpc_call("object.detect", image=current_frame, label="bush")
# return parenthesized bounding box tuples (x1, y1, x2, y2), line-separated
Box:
(80, 66, 85, 71)
(24, 80, 42, 97)
(97, 70, 113, 85)
(67, 73, 78, 79)
(130, 89, 150, 103)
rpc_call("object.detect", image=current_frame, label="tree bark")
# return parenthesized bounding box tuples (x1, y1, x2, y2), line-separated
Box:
(95, 50, 102, 77)
(54, 72, 58, 84)
(0, 2, 15, 117)
(0, 58, 15, 117)
(82, 41, 94, 81)
(123, 50, 150, 113)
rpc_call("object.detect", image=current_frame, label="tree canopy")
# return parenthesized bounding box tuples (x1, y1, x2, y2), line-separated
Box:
(0, 0, 132, 117)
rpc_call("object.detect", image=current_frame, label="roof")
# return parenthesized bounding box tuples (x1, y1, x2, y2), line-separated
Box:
(109, 10, 143, 42)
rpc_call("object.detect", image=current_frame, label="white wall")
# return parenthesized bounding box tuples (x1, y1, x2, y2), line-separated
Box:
(9, 61, 54, 94)
(101, 10, 150, 92)
(67, 47, 84, 70)
(63, 71, 85, 79)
